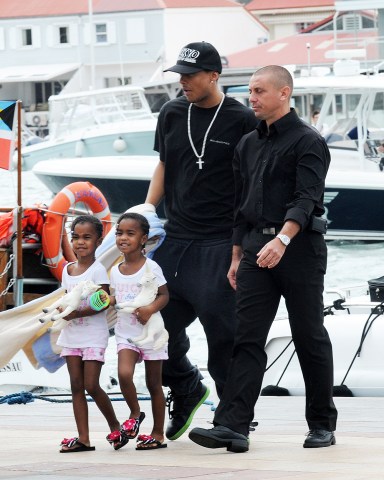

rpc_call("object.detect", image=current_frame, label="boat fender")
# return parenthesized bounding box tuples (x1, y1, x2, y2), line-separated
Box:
(42, 181, 112, 281)
(113, 136, 127, 153)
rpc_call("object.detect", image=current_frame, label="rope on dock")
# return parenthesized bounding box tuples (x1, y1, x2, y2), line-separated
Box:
(0, 391, 149, 405)
(0, 391, 216, 409)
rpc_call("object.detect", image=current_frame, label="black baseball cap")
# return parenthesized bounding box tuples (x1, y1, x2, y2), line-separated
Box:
(164, 41, 222, 75)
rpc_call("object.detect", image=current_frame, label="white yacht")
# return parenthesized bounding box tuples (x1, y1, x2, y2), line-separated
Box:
(20, 85, 158, 170)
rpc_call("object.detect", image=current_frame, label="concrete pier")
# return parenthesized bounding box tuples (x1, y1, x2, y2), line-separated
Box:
(0, 394, 383, 479)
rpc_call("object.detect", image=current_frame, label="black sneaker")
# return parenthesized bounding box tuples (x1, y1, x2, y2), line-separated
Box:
(165, 383, 210, 440)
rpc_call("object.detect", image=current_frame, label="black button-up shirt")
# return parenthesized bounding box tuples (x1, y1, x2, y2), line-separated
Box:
(233, 109, 330, 245)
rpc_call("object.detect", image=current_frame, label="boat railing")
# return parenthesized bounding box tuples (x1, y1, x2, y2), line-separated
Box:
(332, 35, 384, 72)
(326, 285, 368, 300)
(373, 60, 384, 75)
(324, 285, 384, 316)
(48, 88, 155, 140)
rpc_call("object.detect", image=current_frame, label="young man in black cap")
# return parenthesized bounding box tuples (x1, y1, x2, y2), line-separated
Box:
(145, 41, 258, 441)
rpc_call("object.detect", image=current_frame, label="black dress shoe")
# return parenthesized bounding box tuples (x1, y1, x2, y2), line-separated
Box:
(303, 429, 336, 448)
(189, 425, 249, 453)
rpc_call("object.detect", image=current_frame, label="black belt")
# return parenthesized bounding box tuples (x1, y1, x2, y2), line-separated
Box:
(252, 227, 281, 235)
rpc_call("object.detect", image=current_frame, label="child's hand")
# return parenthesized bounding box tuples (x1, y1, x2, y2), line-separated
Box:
(56, 306, 71, 321)
(134, 306, 152, 325)
(62, 310, 78, 321)
(99, 290, 110, 304)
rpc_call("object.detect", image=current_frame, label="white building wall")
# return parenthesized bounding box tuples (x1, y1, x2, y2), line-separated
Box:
(0, 10, 166, 102)
(162, 7, 268, 74)
(274, 23, 297, 39)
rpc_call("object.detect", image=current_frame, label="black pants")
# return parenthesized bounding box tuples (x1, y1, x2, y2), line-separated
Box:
(152, 236, 236, 397)
(214, 229, 338, 436)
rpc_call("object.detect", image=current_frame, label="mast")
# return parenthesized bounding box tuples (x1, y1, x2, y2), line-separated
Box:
(15, 100, 23, 306)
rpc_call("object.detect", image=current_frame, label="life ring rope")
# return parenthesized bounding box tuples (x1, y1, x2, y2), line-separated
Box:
(42, 182, 112, 281)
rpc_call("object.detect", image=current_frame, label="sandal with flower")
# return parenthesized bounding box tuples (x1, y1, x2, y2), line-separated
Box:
(60, 437, 95, 453)
(120, 412, 146, 439)
(106, 430, 129, 451)
(136, 434, 167, 450)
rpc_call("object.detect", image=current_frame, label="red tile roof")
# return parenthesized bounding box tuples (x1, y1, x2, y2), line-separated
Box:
(246, 0, 334, 10)
(225, 30, 379, 70)
(0, 0, 240, 19)
(160, 0, 239, 7)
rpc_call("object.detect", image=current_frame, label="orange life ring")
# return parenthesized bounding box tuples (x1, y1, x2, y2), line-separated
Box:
(42, 181, 112, 281)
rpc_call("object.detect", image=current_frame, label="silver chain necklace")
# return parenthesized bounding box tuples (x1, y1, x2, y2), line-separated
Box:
(187, 93, 225, 170)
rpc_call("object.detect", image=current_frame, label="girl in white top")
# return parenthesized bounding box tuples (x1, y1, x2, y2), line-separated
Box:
(109, 212, 169, 450)
(57, 215, 121, 453)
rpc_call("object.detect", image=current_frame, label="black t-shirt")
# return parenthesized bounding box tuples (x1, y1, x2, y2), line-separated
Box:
(154, 95, 258, 239)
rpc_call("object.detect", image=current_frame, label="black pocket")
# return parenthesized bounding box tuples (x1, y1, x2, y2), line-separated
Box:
(309, 216, 327, 234)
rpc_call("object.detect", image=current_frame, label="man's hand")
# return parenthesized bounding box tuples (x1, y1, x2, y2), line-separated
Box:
(227, 245, 243, 290)
(256, 238, 286, 269)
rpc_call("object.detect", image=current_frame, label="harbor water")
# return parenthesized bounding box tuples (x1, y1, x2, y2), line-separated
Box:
(1, 169, 384, 392)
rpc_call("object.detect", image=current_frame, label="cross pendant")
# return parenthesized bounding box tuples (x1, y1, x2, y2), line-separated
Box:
(196, 158, 204, 170)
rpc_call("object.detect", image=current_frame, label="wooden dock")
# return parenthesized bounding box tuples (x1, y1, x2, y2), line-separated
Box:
(0, 393, 383, 479)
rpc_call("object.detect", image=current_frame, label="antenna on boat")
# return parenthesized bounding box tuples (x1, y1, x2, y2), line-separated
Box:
(88, 0, 95, 89)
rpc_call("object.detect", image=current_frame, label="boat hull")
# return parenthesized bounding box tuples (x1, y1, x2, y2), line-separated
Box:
(263, 311, 384, 397)
(0, 344, 113, 395)
(33, 156, 165, 217)
(324, 169, 384, 240)
(21, 126, 156, 170)
(33, 156, 384, 240)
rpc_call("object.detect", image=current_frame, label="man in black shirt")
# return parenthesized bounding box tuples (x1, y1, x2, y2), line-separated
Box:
(145, 42, 258, 441)
(189, 65, 338, 452)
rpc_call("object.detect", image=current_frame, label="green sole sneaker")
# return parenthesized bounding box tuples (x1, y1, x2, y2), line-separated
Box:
(166, 385, 210, 440)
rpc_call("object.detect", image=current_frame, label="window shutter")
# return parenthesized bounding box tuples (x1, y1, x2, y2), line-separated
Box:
(32, 26, 41, 48)
(69, 23, 79, 46)
(9, 27, 19, 49)
(46, 25, 55, 47)
(107, 21, 116, 44)
(0, 28, 4, 50)
(343, 15, 361, 31)
(83, 23, 91, 45)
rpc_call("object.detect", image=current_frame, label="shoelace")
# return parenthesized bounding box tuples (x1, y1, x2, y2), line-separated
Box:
(165, 390, 187, 419)
(165, 391, 175, 419)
